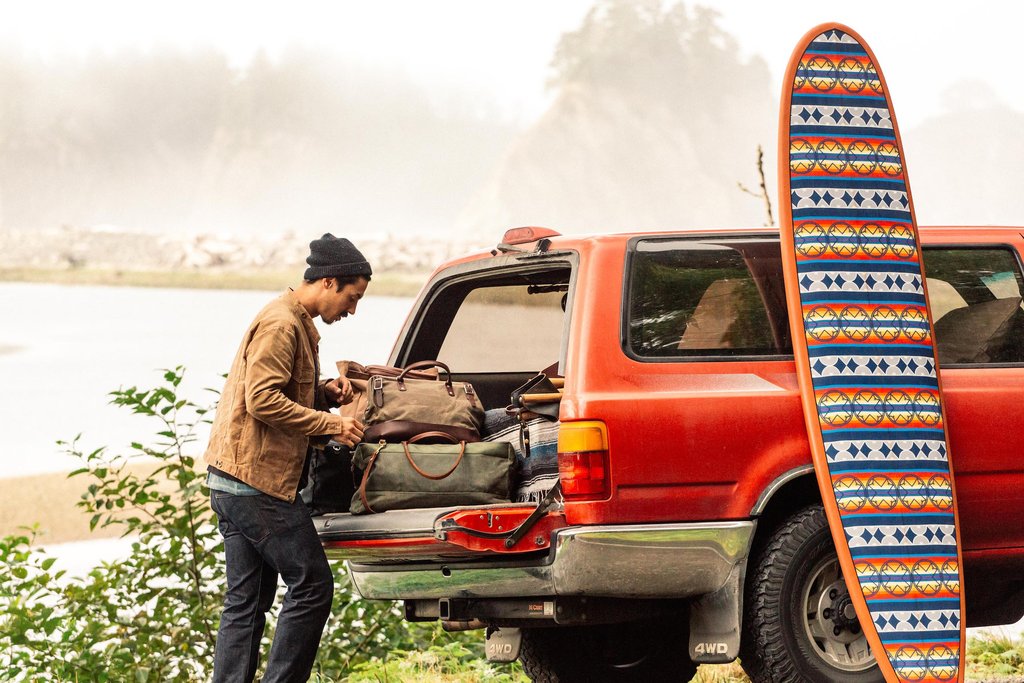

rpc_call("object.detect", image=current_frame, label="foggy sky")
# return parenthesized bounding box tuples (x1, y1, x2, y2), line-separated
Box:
(0, 1, 1021, 239)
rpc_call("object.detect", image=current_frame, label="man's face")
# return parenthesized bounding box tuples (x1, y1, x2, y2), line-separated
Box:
(319, 277, 368, 324)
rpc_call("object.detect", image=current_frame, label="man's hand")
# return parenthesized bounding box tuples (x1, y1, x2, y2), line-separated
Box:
(332, 417, 364, 448)
(324, 377, 355, 406)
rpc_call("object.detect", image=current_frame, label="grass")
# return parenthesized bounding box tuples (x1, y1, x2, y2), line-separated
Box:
(344, 652, 1024, 682)
(342, 646, 749, 682)
(694, 663, 748, 682)
(0, 266, 430, 297)
(968, 631, 1024, 680)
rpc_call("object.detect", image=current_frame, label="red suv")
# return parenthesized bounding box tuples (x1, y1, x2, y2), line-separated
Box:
(315, 226, 1024, 682)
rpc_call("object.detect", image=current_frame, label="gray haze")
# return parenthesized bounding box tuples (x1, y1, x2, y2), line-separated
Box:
(0, 0, 1020, 249)
(0, 46, 517, 239)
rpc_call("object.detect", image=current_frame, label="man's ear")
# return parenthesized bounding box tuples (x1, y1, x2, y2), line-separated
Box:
(322, 277, 334, 290)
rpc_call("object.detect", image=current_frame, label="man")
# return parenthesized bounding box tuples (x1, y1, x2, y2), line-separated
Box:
(204, 233, 370, 683)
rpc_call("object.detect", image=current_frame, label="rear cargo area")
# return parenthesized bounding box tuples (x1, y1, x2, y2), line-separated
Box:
(310, 255, 576, 566)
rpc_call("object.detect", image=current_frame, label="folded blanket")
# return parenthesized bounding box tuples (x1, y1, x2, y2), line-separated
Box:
(483, 409, 559, 503)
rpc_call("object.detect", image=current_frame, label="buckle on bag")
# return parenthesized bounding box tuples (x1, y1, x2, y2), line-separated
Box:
(371, 376, 385, 407)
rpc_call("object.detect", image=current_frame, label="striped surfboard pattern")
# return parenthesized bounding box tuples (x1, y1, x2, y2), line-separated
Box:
(780, 26, 965, 683)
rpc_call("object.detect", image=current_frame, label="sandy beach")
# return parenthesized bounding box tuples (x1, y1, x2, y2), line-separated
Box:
(0, 463, 162, 544)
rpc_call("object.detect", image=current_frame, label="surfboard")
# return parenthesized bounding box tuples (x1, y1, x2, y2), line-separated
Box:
(777, 24, 965, 683)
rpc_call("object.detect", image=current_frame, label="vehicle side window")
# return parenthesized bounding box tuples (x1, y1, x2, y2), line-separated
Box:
(627, 237, 790, 358)
(922, 247, 1024, 365)
(436, 283, 567, 372)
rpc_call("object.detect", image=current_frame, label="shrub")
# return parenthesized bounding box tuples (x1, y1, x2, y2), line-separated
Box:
(0, 368, 221, 680)
(0, 368, 512, 681)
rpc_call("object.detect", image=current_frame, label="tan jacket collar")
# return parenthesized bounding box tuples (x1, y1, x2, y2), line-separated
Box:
(284, 289, 320, 346)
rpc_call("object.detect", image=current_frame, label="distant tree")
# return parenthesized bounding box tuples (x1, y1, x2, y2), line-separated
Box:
(547, 0, 751, 113)
(459, 0, 776, 233)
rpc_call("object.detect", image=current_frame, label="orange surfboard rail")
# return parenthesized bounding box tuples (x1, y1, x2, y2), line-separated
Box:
(777, 23, 966, 683)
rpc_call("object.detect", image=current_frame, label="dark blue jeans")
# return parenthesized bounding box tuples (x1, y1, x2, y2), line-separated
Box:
(210, 491, 334, 683)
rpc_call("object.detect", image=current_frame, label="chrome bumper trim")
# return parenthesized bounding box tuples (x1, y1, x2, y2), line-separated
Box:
(348, 520, 755, 601)
(551, 521, 755, 597)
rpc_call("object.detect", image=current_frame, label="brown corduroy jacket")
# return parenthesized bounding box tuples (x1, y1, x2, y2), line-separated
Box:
(204, 290, 344, 501)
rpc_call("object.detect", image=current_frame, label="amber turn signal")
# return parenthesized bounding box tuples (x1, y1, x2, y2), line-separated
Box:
(557, 421, 609, 500)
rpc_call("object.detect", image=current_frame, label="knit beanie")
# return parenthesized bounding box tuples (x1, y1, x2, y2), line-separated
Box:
(304, 233, 372, 280)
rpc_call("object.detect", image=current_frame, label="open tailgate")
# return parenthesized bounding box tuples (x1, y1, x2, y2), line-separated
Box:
(316, 503, 566, 563)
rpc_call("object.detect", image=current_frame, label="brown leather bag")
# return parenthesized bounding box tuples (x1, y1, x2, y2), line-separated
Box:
(335, 360, 438, 423)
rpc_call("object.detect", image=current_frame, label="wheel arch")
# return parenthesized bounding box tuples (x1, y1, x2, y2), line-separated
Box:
(749, 466, 822, 553)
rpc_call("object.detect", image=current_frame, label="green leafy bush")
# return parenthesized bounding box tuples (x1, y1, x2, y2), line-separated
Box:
(0, 368, 502, 681)
(0, 368, 221, 680)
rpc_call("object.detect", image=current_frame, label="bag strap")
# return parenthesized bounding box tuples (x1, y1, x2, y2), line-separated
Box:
(402, 432, 465, 480)
(358, 440, 389, 514)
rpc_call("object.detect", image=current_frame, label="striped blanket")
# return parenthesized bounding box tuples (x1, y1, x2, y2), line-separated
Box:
(483, 410, 559, 503)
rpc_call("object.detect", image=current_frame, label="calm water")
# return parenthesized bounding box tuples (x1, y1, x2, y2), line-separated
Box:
(0, 283, 414, 476)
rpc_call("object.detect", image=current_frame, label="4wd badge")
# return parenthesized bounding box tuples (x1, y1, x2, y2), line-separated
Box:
(485, 627, 522, 663)
(693, 641, 729, 657)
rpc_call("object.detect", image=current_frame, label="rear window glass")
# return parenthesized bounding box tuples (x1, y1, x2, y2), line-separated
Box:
(626, 239, 1024, 365)
(627, 237, 790, 358)
(437, 284, 567, 372)
(923, 247, 1024, 365)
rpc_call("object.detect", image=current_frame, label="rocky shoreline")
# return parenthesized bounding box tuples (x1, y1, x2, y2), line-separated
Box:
(0, 226, 490, 275)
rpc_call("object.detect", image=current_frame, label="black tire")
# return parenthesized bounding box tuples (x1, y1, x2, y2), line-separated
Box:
(518, 615, 699, 683)
(739, 504, 883, 683)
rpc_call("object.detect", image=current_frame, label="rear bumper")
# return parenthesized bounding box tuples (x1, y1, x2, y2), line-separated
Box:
(348, 520, 755, 600)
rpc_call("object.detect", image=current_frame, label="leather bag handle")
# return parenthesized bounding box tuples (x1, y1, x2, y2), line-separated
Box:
(403, 431, 465, 480)
(406, 430, 459, 445)
(358, 440, 388, 514)
(357, 432, 465, 513)
(399, 360, 451, 381)
(397, 360, 454, 396)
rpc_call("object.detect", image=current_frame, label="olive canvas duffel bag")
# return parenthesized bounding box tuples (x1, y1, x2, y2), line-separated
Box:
(350, 432, 515, 514)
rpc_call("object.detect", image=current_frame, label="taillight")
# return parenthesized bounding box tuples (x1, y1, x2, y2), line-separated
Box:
(557, 421, 609, 500)
(500, 226, 561, 245)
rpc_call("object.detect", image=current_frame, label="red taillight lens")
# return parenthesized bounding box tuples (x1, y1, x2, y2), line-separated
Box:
(557, 421, 609, 500)
(558, 452, 607, 497)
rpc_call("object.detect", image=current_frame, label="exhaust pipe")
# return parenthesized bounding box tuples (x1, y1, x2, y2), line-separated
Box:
(441, 619, 486, 632)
